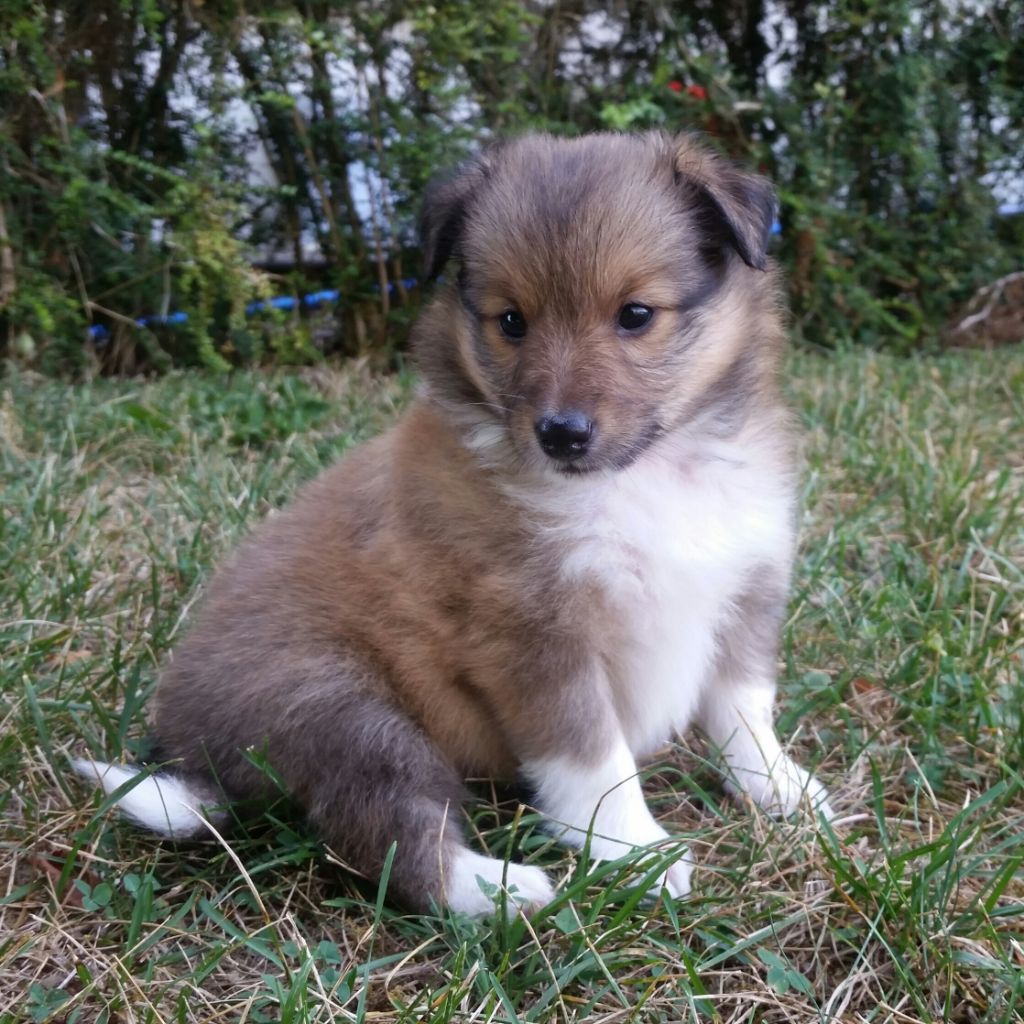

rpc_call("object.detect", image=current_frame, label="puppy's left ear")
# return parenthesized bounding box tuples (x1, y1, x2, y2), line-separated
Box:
(419, 153, 490, 282)
(673, 135, 777, 271)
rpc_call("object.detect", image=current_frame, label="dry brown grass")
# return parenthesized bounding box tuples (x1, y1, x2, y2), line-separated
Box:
(2, 348, 1023, 1023)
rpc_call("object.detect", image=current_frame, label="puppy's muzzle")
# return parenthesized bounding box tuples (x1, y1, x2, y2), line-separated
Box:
(534, 412, 594, 462)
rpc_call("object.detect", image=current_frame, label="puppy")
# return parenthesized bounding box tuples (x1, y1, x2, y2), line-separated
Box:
(75, 132, 833, 916)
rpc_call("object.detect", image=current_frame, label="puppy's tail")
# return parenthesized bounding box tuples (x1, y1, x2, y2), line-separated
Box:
(72, 758, 226, 839)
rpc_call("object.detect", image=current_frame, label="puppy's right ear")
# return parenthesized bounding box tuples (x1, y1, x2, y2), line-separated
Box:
(673, 134, 777, 271)
(419, 154, 490, 282)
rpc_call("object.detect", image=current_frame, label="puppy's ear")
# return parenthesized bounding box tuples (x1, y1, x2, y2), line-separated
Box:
(673, 135, 777, 271)
(419, 154, 490, 282)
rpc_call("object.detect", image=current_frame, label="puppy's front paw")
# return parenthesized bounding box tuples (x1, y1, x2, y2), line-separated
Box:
(730, 757, 835, 821)
(590, 836, 694, 901)
(655, 849, 693, 900)
(796, 771, 835, 822)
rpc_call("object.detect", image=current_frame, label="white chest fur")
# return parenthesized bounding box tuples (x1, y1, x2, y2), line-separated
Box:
(521, 436, 796, 758)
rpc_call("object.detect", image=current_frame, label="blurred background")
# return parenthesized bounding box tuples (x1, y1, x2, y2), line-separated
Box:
(1, 0, 1021, 375)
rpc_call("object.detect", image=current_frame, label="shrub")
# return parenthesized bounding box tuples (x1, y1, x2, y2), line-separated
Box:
(0, 0, 1020, 372)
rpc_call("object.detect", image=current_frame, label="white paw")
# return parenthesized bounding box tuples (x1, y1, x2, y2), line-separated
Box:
(588, 836, 694, 901)
(728, 757, 835, 821)
(500, 862, 557, 912)
(654, 848, 693, 900)
(799, 772, 836, 822)
(585, 819, 670, 864)
(445, 848, 555, 918)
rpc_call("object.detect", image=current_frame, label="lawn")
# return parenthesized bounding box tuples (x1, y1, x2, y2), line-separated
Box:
(2, 347, 1023, 1023)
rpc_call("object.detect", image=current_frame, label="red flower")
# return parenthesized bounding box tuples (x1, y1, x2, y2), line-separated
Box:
(667, 80, 683, 93)
(686, 84, 708, 101)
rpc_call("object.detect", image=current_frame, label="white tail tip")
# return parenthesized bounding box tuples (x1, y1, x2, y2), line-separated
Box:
(72, 758, 223, 839)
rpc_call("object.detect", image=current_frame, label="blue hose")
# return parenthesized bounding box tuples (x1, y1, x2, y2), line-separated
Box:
(84, 208, 1021, 342)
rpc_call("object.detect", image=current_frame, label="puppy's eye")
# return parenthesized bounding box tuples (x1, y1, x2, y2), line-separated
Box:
(618, 303, 654, 333)
(499, 309, 527, 341)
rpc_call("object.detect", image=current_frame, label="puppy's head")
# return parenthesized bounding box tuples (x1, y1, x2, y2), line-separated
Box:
(414, 132, 780, 475)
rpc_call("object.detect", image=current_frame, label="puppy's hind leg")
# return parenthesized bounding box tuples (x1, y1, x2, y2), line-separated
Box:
(273, 683, 554, 917)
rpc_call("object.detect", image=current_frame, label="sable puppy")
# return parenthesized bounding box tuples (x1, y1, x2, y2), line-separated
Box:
(75, 132, 833, 916)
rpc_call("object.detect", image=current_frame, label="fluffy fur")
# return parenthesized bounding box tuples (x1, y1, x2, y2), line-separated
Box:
(74, 131, 833, 916)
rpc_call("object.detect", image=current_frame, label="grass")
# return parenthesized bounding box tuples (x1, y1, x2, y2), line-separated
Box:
(2, 346, 1023, 1023)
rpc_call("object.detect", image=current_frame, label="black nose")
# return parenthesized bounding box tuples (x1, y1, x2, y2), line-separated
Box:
(534, 412, 594, 461)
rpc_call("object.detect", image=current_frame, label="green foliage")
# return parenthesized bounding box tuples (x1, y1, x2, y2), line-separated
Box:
(0, 1, 1021, 372)
(762, 0, 1022, 350)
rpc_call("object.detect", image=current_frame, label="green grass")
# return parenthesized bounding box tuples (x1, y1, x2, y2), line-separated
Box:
(2, 348, 1023, 1023)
